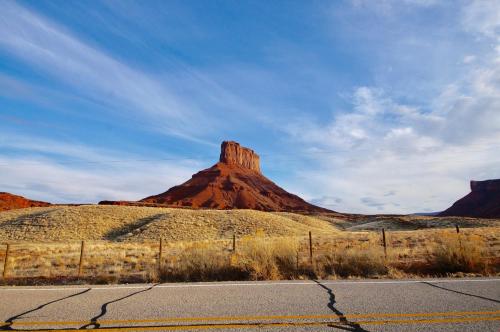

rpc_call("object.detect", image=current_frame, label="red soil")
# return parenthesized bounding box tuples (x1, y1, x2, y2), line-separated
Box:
(0, 192, 51, 212)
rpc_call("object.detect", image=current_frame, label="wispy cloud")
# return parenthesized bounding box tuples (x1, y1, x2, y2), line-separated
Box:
(462, 0, 500, 38)
(279, 0, 500, 213)
(0, 1, 215, 142)
(0, 136, 200, 203)
(351, 0, 441, 14)
(1, 1, 498, 213)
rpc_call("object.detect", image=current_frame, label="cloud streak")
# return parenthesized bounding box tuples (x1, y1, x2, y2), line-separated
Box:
(0, 136, 200, 203)
(1, 1, 499, 213)
(0, 1, 213, 142)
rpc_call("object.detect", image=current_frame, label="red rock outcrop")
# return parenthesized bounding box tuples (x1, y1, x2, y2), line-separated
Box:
(219, 141, 260, 172)
(439, 179, 500, 218)
(139, 141, 331, 212)
(0, 192, 51, 212)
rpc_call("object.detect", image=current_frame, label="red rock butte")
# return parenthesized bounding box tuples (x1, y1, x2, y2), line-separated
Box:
(140, 141, 331, 212)
(439, 179, 500, 219)
(219, 141, 260, 172)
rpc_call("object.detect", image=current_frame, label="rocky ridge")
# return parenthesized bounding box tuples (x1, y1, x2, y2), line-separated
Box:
(219, 141, 260, 172)
(0, 192, 51, 211)
(439, 179, 500, 218)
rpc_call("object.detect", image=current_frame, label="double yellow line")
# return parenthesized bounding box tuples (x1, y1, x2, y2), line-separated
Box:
(6, 310, 500, 331)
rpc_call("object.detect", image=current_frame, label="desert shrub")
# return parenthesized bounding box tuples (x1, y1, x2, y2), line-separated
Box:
(317, 247, 388, 278)
(426, 234, 489, 274)
(161, 244, 246, 281)
(237, 236, 299, 280)
(273, 238, 300, 278)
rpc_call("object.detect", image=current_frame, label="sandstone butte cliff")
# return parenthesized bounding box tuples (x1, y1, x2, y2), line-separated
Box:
(439, 179, 500, 218)
(0, 192, 51, 212)
(139, 141, 331, 212)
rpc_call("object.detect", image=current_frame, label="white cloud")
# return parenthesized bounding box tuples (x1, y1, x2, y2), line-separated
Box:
(463, 55, 476, 63)
(277, 0, 500, 214)
(288, 74, 500, 213)
(0, 1, 215, 142)
(0, 136, 201, 203)
(351, 0, 441, 15)
(0, 157, 195, 203)
(462, 0, 500, 38)
(283, 33, 500, 213)
(285, 78, 500, 213)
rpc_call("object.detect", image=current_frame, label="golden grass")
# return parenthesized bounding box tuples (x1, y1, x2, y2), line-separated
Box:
(0, 226, 498, 284)
(0, 205, 338, 242)
(0, 206, 499, 284)
(2, 205, 499, 243)
(424, 233, 490, 274)
(316, 248, 388, 278)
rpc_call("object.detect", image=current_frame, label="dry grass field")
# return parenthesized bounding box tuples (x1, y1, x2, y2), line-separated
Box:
(0, 205, 338, 242)
(0, 205, 499, 284)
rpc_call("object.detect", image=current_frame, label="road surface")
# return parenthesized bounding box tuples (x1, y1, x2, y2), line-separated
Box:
(0, 278, 499, 331)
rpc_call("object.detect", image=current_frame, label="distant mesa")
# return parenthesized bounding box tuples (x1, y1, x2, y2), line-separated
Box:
(103, 141, 331, 212)
(0, 192, 51, 212)
(439, 179, 500, 219)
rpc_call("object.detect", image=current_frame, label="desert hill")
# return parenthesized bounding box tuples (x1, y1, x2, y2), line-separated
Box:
(0, 205, 338, 242)
(140, 141, 331, 212)
(1, 205, 498, 243)
(440, 179, 500, 218)
(0, 192, 51, 211)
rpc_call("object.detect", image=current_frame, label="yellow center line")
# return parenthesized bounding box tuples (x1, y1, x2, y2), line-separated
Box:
(359, 316, 500, 326)
(8, 310, 500, 326)
(12, 316, 500, 332)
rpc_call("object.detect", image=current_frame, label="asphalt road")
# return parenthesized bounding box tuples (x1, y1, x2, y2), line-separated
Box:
(0, 278, 499, 332)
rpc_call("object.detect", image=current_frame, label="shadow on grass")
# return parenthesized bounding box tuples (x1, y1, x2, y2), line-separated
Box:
(103, 213, 166, 240)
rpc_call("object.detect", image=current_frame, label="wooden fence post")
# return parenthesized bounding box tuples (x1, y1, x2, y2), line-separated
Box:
(158, 238, 163, 274)
(233, 233, 236, 252)
(78, 241, 85, 277)
(296, 251, 299, 271)
(309, 231, 313, 265)
(2, 244, 10, 279)
(455, 225, 463, 254)
(382, 228, 387, 258)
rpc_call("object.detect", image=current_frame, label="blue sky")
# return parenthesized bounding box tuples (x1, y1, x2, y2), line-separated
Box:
(1, 0, 499, 213)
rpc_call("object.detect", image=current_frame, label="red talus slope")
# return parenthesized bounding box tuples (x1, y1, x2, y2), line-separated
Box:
(0, 192, 51, 212)
(439, 179, 500, 218)
(140, 141, 330, 212)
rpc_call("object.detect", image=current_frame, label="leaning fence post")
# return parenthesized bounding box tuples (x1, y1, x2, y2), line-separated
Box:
(232, 233, 236, 252)
(158, 238, 163, 274)
(382, 228, 387, 258)
(309, 231, 313, 265)
(78, 240, 85, 277)
(2, 244, 10, 279)
(455, 225, 460, 234)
